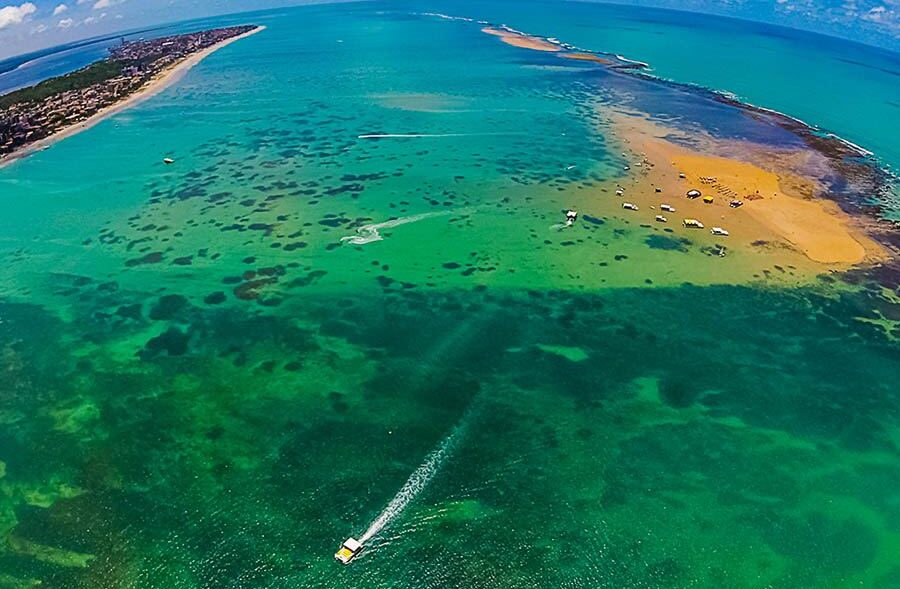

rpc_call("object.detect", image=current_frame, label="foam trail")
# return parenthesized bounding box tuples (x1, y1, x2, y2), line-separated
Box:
(349, 311, 485, 548)
(358, 419, 467, 544)
(341, 211, 449, 245)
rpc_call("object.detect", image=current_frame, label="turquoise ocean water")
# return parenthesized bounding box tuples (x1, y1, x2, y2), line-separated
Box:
(424, 0, 900, 185)
(0, 2, 898, 588)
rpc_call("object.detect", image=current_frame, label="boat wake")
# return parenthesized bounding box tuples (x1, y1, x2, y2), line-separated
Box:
(340, 211, 450, 245)
(337, 313, 488, 557)
(358, 417, 469, 544)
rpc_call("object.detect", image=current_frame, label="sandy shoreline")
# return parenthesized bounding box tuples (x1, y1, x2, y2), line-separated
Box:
(0, 25, 265, 169)
(481, 27, 561, 52)
(559, 52, 612, 65)
(475, 16, 894, 276)
(607, 114, 887, 271)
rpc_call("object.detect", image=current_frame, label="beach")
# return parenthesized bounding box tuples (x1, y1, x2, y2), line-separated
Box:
(481, 26, 561, 52)
(0, 25, 265, 169)
(476, 20, 891, 278)
(559, 52, 613, 64)
(608, 114, 887, 268)
(0, 3, 897, 588)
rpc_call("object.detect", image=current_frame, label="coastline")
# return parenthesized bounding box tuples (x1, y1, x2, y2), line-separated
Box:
(614, 73, 899, 271)
(435, 9, 891, 182)
(466, 13, 894, 188)
(0, 25, 265, 170)
(607, 113, 888, 271)
(481, 27, 562, 52)
(460, 14, 897, 277)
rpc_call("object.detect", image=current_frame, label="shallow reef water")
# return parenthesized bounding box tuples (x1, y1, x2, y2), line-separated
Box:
(0, 2, 898, 588)
(0, 282, 898, 588)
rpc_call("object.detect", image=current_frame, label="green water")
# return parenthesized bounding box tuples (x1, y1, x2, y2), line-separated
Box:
(0, 3, 898, 588)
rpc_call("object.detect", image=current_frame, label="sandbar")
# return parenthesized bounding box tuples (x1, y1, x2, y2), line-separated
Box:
(609, 114, 886, 268)
(559, 52, 612, 65)
(481, 27, 561, 52)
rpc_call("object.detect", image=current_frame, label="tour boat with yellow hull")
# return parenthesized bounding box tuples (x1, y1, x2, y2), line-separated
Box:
(335, 538, 362, 564)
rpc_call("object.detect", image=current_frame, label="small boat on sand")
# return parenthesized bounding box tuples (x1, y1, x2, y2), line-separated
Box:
(622, 202, 639, 211)
(711, 227, 730, 236)
(729, 200, 744, 208)
(686, 189, 701, 199)
(683, 218, 704, 229)
(655, 215, 667, 223)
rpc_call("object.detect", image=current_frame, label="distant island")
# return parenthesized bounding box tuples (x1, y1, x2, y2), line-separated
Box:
(0, 25, 262, 164)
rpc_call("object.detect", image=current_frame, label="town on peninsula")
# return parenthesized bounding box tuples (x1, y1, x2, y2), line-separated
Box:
(0, 25, 258, 160)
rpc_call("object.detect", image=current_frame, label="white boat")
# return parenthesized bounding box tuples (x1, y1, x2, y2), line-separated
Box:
(335, 538, 362, 564)
(655, 215, 667, 223)
(711, 227, 730, 236)
(163, 157, 175, 164)
(683, 218, 704, 229)
(686, 189, 701, 199)
(660, 204, 675, 212)
(615, 188, 624, 196)
(622, 202, 638, 211)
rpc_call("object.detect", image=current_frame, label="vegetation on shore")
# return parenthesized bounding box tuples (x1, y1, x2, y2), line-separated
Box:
(0, 25, 256, 157)
(0, 60, 124, 109)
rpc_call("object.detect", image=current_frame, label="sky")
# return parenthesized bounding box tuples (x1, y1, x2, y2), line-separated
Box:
(0, 0, 898, 60)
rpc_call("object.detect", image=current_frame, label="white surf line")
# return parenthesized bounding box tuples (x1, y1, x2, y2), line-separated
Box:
(358, 414, 470, 544)
(340, 211, 453, 245)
